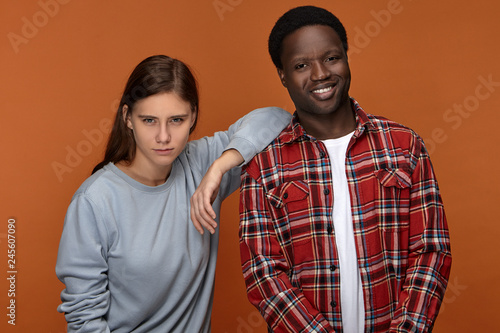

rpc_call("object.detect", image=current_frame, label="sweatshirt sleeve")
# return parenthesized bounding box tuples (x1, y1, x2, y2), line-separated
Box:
(186, 106, 291, 199)
(223, 107, 291, 165)
(55, 194, 111, 333)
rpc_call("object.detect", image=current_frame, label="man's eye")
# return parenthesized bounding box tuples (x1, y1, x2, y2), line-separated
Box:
(326, 56, 339, 62)
(295, 63, 306, 70)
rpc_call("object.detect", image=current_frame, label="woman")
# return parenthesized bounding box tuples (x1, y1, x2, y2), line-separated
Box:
(56, 55, 290, 332)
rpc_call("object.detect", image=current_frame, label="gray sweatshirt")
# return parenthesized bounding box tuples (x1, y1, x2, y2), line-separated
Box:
(56, 107, 291, 332)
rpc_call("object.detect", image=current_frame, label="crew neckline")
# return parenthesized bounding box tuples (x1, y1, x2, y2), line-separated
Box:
(104, 162, 177, 193)
(322, 131, 355, 145)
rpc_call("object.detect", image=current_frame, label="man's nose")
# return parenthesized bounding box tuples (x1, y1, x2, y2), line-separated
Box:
(311, 62, 331, 81)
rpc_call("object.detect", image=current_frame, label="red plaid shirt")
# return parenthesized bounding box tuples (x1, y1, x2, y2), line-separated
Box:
(239, 99, 451, 332)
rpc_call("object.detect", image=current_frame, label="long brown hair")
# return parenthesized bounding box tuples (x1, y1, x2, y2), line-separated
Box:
(92, 55, 199, 174)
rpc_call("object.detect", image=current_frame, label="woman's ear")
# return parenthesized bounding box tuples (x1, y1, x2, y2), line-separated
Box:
(122, 105, 132, 130)
(190, 108, 197, 129)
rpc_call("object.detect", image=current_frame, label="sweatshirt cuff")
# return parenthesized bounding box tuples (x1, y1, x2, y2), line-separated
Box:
(224, 136, 257, 165)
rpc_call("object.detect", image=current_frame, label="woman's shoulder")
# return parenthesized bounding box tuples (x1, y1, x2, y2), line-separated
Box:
(72, 163, 127, 201)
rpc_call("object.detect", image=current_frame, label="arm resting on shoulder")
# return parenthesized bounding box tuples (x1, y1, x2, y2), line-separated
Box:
(191, 149, 243, 234)
(190, 107, 291, 234)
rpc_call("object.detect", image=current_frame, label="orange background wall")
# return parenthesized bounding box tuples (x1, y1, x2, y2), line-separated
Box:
(1, 0, 499, 332)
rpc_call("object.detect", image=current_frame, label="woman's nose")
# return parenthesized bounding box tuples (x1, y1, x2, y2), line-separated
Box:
(156, 124, 170, 143)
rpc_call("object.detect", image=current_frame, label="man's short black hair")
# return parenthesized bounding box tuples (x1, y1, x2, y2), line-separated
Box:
(268, 6, 348, 69)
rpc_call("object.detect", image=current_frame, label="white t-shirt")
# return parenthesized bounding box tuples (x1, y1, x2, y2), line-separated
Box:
(322, 132, 365, 333)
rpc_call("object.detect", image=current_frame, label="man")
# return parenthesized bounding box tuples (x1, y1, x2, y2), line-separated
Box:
(239, 6, 451, 332)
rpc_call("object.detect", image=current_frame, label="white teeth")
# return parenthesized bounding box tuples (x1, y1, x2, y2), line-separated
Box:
(313, 86, 333, 93)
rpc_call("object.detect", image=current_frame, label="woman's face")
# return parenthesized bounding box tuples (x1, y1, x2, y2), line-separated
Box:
(125, 92, 196, 176)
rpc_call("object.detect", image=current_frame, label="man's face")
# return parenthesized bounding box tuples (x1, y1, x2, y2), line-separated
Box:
(278, 25, 351, 119)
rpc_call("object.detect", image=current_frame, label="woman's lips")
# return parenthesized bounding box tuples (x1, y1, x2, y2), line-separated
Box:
(153, 148, 174, 156)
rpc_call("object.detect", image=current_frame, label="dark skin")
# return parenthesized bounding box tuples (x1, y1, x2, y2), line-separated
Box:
(278, 25, 356, 140)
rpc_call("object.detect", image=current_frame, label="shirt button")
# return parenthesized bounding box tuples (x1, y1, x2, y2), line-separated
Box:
(331, 301, 337, 307)
(283, 193, 288, 199)
(320, 151, 326, 158)
(327, 226, 333, 234)
(324, 189, 330, 195)
(330, 265, 336, 271)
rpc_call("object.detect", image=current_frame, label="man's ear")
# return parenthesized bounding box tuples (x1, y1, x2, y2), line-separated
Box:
(122, 105, 132, 130)
(277, 68, 287, 88)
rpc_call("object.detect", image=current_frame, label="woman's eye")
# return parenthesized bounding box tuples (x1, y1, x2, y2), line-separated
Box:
(171, 118, 183, 124)
(143, 118, 155, 124)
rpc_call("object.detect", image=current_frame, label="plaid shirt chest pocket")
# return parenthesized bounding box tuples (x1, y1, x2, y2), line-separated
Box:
(266, 181, 316, 266)
(372, 167, 412, 223)
(374, 167, 412, 189)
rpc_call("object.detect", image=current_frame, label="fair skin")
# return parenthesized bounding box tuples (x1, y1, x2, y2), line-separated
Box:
(116, 92, 243, 233)
(117, 92, 196, 185)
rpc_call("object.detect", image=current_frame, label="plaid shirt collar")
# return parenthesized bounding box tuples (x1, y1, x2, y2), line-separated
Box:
(280, 97, 376, 144)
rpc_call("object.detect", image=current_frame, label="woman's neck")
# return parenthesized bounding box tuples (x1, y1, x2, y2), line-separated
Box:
(116, 160, 172, 186)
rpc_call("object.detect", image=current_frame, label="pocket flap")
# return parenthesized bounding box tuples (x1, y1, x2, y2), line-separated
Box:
(374, 168, 412, 188)
(266, 181, 310, 209)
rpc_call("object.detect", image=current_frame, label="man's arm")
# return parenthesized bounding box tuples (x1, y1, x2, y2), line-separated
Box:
(389, 141, 452, 332)
(239, 172, 335, 333)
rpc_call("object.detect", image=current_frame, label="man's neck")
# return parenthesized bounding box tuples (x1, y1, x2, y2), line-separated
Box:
(298, 104, 356, 140)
